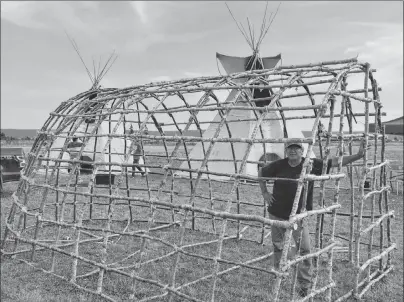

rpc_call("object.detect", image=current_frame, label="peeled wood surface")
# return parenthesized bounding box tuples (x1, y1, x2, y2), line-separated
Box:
(1, 58, 395, 302)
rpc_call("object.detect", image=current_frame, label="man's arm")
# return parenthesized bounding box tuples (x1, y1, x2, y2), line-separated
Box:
(330, 140, 368, 167)
(258, 166, 275, 206)
(258, 167, 269, 194)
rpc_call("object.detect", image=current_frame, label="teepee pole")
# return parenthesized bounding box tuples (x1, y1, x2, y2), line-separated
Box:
(247, 17, 255, 49)
(257, 2, 269, 44)
(64, 31, 95, 85)
(92, 56, 96, 84)
(257, 2, 281, 47)
(225, 2, 253, 49)
(97, 51, 118, 86)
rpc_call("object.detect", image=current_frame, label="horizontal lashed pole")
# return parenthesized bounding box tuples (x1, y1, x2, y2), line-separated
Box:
(3, 58, 395, 302)
(356, 265, 395, 300)
(49, 111, 385, 123)
(286, 241, 341, 268)
(208, 73, 303, 302)
(11, 187, 342, 230)
(175, 253, 277, 291)
(77, 58, 357, 99)
(334, 270, 380, 302)
(358, 243, 396, 273)
(87, 81, 382, 104)
(50, 104, 327, 116)
(54, 60, 363, 107)
(26, 113, 88, 264)
(94, 86, 377, 112)
(37, 131, 314, 144)
(251, 87, 381, 102)
(70, 97, 131, 285)
(166, 88, 249, 302)
(359, 211, 394, 235)
(271, 74, 336, 301)
(362, 186, 390, 200)
(365, 160, 389, 172)
(330, 89, 381, 104)
(290, 63, 362, 302)
(78, 68, 365, 103)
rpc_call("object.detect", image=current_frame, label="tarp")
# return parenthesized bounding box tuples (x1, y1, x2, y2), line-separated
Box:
(216, 52, 281, 76)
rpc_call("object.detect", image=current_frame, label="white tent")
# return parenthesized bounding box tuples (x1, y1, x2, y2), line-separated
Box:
(38, 35, 149, 177)
(176, 78, 314, 181)
(177, 89, 286, 180)
(177, 5, 314, 181)
(77, 121, 149, 175)
(81, 122, 149, 175)
(41, 121, 149, 176)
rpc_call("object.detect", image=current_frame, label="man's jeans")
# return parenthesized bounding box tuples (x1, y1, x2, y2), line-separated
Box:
(268, 212, 312, 289)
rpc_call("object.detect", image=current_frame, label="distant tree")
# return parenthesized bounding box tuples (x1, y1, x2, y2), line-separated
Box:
(0, 132, 5, 138)
(129, 124, 134, 134)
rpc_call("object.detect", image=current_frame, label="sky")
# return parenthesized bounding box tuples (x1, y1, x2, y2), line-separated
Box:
(1, 1, 403, 131)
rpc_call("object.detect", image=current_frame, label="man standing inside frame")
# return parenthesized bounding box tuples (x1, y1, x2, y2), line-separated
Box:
(258, 140, 367, 297)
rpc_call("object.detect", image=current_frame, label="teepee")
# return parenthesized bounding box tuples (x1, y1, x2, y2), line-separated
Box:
(39, 34, 149, 177)
(178, 3, 313, 180)
(2, 21, 393, 302)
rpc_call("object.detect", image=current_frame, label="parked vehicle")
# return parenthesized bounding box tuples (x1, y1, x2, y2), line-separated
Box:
(0, 147, 26, 191)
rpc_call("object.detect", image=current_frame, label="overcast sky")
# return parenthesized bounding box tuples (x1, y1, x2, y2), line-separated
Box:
(1, 1, 403, 130)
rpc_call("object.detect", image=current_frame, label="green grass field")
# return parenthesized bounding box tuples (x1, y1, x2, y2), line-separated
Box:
(1, 142, 403, 301)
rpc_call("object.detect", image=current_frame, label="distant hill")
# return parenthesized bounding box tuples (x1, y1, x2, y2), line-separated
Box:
(0, 129, 203, 139)
(1, 129, 38, 138)
(2, 129, 373, 140)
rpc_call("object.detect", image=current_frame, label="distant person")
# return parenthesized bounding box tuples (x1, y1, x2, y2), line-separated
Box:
(67, 136, 84, 174)
(132, 141, 145, 176)
(258, 140, 368, 297)
(67, 136, 83, 148)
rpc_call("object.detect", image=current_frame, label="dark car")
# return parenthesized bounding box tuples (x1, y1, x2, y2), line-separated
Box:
(1, 147, 26, 191)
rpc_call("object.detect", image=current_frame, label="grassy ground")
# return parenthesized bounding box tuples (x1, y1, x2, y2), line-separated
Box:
(1, 143, 403, 301)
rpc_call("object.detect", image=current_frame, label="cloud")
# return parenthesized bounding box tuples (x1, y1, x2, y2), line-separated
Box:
(344, 22, 402, 59)
(130, 1, 148, 24)
(344, 27, 403, 88)
(124, 30, 217, 54)
(346, 21, 402, 29)
(1, 1, 45, 29)
(343, 22, 402, 125)
(1, 2, 102, 35)
(123, 2, 227, 53)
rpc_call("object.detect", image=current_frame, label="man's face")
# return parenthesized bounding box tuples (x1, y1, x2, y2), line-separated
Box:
(286, 145, 303, 160)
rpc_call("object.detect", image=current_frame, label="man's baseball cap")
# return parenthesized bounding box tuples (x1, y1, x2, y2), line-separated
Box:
(285, 142, 303, 149)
